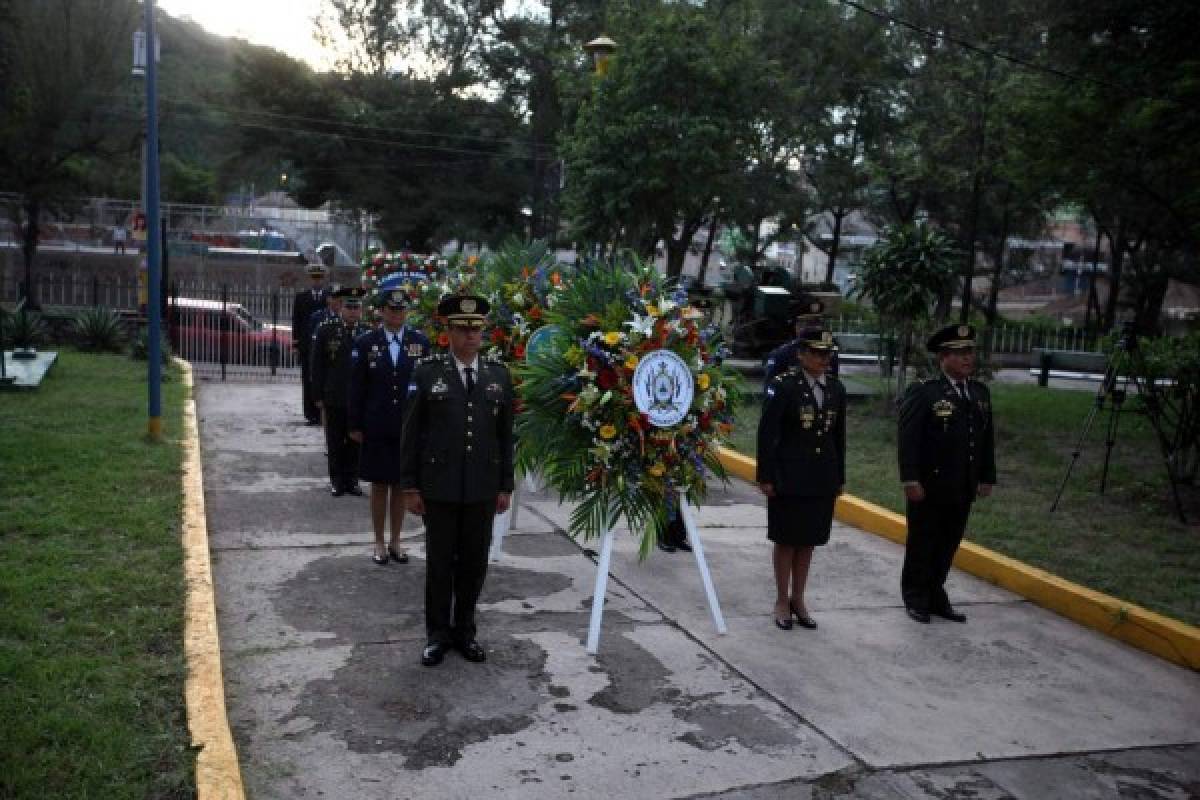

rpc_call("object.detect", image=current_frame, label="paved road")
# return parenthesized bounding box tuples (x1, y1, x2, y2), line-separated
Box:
(196, 381, 1200, 799)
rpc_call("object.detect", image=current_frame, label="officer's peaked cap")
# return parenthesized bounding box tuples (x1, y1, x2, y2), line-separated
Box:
(438, 294, 489, 328)
(926, 323, 976, 352)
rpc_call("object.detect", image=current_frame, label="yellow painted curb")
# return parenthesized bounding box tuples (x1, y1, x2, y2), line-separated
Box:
(717, 446, 1200, 672)
(179, 361, 247, 799)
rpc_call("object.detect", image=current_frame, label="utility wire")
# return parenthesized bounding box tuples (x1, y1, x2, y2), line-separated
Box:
(833, 0, 1126, 93)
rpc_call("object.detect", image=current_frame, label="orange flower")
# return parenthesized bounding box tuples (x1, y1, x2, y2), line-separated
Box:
(550, 272, 562, 286)
(522, 266, 531, 279)
(437, 332, 450, 348)
(529, 306, 543, 320)
(582, 314, 601, 328)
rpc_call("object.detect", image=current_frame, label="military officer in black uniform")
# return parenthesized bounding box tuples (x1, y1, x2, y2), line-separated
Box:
(898, 323, 996, 624)
(757, 327, 846, 631)
(348, 290, 431, 565)
(311, 287, 371, 497)
(400, 294, 515, 667)
(763, 296, 840, 388)
(293, 264, 331, 424)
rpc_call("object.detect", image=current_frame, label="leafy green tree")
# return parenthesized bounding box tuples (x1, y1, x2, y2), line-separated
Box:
(561, 4, 759, 277)
(1018, 0, 1200, 333)
(0, 0, 140, 308)
(853, 222, 959, 401)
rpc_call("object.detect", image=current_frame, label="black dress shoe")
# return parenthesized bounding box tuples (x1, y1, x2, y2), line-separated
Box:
(790, 605, 818, 629)
(330, 487, 345, 497)
(933, 605, 967, 623)
(387, 545, 409, 564)
(673, 540, 693, 553)
(906, 607, 931, 624)
(421, 642, 448, 667)
(656, 539, 677, 554)
(457, 640, 487, 662)
(305, 418, 321, 426)
(344, 484, 364, 497)
(372, 552, 389, 566)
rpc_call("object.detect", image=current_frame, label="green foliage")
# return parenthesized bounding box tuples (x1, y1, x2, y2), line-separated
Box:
(854, 223, 959, 323)
(73, 308, 126, 353)
(2, 309, 48, 349)
(1127, 333, 1200, 482)
(130, 328, 172, 366)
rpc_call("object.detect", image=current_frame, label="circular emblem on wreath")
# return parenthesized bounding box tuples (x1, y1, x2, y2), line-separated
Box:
(633, 349, 695, 428)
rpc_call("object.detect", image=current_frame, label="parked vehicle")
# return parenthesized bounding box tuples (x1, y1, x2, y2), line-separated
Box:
(168, 297, 295, 367)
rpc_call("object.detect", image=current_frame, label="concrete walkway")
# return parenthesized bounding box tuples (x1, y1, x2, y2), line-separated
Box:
(196, 381, 1200, 799)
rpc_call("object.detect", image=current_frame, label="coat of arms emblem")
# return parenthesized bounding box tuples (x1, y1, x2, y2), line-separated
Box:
(632, 349, 695, 428)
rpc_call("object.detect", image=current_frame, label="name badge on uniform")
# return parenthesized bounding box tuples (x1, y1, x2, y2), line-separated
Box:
(406, 343, 424, 357)
(933, 399, 954, 419)
(351, 348, 360, 362)
(799, 405, 815, 429)
(431, 377, 449, 395)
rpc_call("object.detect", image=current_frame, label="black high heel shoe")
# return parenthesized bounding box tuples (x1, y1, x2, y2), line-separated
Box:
(774, 615, 793, 631)
(790, 604, 818, 630)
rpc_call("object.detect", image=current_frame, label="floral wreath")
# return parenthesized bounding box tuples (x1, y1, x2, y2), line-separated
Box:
(516, 258, 741, 555)
(479, 239, 569, 364)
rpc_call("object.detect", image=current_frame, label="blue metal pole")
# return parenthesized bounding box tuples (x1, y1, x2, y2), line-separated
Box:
(145, 0, 163, 438)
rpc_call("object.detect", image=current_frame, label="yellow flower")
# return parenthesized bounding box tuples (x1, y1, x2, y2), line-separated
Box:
(599, 424, 617, 440)
(648, 463, 666, 477)
(603, 331, 621, 346)
(696, 373, 711, 391)
(624, 355, 639, 370)
(645, 304, 660, 317)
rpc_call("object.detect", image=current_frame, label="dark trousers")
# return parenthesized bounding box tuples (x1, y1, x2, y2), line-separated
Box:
(322, 406, 360, 490)
(299, 347, 319, 421)
(424, 499, 494, 646)
(901, 498, 972, 613)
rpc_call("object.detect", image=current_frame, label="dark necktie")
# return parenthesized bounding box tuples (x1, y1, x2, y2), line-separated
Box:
(464, 366, 475, 394)
(955, 381, 968, 401)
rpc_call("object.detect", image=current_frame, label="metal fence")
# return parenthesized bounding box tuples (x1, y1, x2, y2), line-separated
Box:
(829, 315, 1100, 354)
(1, 274, 306, 382)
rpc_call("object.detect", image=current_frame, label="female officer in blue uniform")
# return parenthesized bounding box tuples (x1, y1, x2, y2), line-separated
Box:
(348, 289, 431, 565)
(756, 327, 846, 631)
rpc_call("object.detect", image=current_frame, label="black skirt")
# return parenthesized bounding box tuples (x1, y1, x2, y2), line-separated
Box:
(358, 435, 404, 484)
(767, 494, 836, 547)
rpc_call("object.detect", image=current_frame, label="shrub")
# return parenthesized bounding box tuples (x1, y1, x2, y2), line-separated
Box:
(130, 328, 172, 366)
(2, 310, 48, 349)
(73, 308, 126, 353)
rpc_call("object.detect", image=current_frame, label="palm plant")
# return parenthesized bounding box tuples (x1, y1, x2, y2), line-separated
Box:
(73, 308, 126, 353)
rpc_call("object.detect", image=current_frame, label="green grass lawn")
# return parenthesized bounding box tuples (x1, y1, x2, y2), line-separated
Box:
(0, 351, 195, 799)
(732, 379, 1200, 627)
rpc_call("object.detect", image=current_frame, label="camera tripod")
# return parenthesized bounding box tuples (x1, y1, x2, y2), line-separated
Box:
(1050, 324, 1187, 523)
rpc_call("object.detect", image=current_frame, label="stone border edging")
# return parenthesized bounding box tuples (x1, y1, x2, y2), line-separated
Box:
(717, 446, 1200, 672)
(179, 361, 247, 799)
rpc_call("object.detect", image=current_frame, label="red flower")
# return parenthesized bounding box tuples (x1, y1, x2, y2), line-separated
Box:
(529, 306, 543, 320)
(586, 356, 599, 372)
(596, 368, 618, 390)
(513, 344, 526, 360)
(699, 412, 712, 431)
(437, 332, 450, 348)
(491, 329, 506, 343)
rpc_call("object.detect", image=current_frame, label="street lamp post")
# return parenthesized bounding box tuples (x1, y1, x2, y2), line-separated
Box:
(583, 35, 618, 76)
(143, 0, 164, 439)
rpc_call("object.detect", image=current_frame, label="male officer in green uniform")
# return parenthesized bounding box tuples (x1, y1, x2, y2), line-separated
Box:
(400, 294, 515, 667)
(311, 287, 370, 496)
(898, 323, 996, 624)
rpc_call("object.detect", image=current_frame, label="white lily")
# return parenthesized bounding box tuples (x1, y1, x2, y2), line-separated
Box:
(624, 313, 656, 336)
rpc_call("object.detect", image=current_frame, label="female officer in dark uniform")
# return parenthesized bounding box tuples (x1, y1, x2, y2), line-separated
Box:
(348, 290, 431, 565)
(756, 327, 846, 631)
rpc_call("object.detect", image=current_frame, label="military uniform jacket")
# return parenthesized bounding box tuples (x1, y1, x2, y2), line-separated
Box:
(292, 287, 329, 346)
(756, 368, 847, 496)
(347, 327, 431, 437)
(398, 355, 515, 504)
(898, 376, 996, 504)
(311, 319, 371, 409)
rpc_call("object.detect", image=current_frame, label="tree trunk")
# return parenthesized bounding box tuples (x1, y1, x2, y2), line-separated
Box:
(822, 208, 846, 287)
(21, 196, 40, 310)
(696, 213, 719, 287)
(1103, 220, 1127, 330)
(1083, 218, 1103, 337)
(893, 323, 911, 409)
